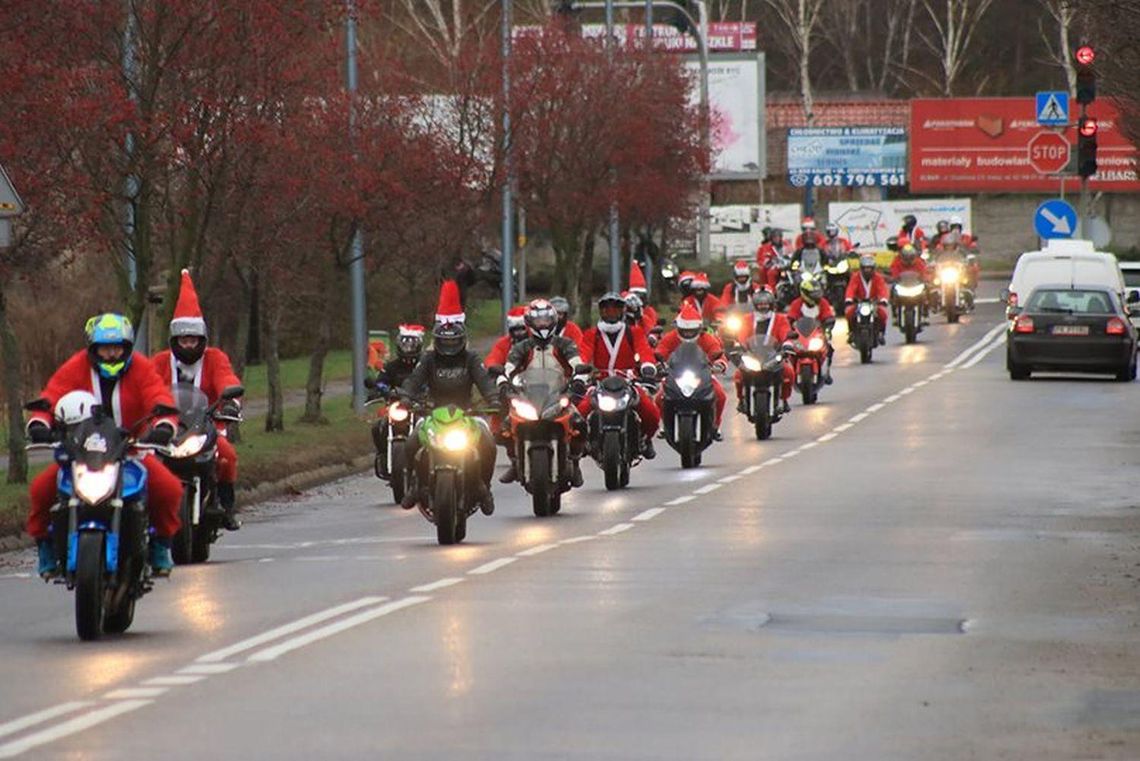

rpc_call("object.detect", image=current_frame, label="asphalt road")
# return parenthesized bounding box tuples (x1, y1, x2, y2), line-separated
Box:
(2, 289, 1139, 760)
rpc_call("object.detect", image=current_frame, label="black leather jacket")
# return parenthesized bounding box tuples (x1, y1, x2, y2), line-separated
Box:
(400, 350, 497, 409)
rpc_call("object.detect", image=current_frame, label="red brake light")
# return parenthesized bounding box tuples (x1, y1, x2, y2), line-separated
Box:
(1106, 317, 1127, 335)
(1014, 316, 1035, 334)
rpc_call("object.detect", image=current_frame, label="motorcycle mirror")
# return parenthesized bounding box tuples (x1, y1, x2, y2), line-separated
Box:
(221, 385, 245, 400)
(574, 363, 595, 376)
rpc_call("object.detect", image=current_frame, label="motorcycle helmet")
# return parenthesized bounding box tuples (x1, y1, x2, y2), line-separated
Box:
(691, 273, 712, 298)
(597, 292, 626, 334)
(677, 271, 696, 298)
(85, 313, 135, 380)
(859, 254, 877, 278)
(799, 275, 823, 306)
(801, 217, 816, 233)
(506, 305, 528, 343)
(936, 219, 950, 235)
(751, 288, 775, 319)
(902, 214, 917, 231)
(525, 299, 558, 345)
(675, 301, 703, 341)
(900, 244, 918, 264)
(396, 324, 426, 361)
(760, 226, 773, 243)
(732, 260, 751, 286)
(800, 230, 819, 249)
(55, 390, 100, 426)
(886, 235, 900, 253)
(824, 222, 840, 240)
(770, 228, 785, 246)
(623, 292, 644, 325)
(949, 214, 964, 231)
(169, 269, 207, 365)
(549, 296, 571, 329)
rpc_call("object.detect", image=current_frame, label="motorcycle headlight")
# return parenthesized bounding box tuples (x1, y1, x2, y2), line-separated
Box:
(73, 462, 119, 505)
(388, 404, 409, 422)
(662, 263, 677, 277)
(597, 394, 619, 412)
(836, 260, 849, 273)
(741, 354, 763, 372)
(511, 397, 539, 421)
(808, 336, 825, 353)
(441, 428, 470, 452)
(724, 315, 742, 335)
(858, 303, 874, 317)
(676, 370, 701, 397)
(939, 267, 960, 284)
(169, 433, 208, 459)
(896, 283, 925, 298)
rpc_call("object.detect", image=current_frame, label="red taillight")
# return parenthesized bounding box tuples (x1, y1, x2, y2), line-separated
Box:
(1014, 316, 1035, 334)
(1106, 317, 1127, 335)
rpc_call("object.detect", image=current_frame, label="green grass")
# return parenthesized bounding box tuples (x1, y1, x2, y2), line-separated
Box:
(240, 349, 353, 404)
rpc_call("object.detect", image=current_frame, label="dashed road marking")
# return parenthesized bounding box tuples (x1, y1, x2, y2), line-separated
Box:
(177, 663, 242, 676)
(632, 508, 666, 522)
(866, 403, 884, 413)
(104, 688, 167, 700)
(848, 412, 868, 423)
(598, 523, 634, 536)
(718, 475, 741, 484)
(0, 703, 93, 742)
(0, 700, 152, 760)
(410, 577, 465, 592)
(665, 495, 695, 505)
(738, 464, 763, 475)
(515, 543, 558, 558)
(817, 433, 837, 443)
(832, 423, 853, 433)
(141, 676, 205, 687)
(693, 483, 722, 495)
(468, 558, 517, 576)
(560, 535, 597, 545)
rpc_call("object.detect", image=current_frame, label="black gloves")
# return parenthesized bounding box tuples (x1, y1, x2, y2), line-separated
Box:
(142, 425, 174, 446)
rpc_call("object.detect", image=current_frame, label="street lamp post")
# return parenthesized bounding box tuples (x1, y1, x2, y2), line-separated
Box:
(605, 0, 621, 293)
(501, 0, 515, 327)
(346, 1, 368, 415)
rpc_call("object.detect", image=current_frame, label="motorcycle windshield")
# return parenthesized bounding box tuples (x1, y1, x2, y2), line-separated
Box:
(794, 316, 821, 339)
(64, 416, 122, 470)
(517, 367, 567, 408)
(668, 342, 712, 382)
(898, 271, 922, 288)
(172, 383, 211, 430)
(745, 335, 780, 361)
(800, 250, 821, 271)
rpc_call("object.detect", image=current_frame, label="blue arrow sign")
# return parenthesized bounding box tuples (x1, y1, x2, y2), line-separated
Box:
(1035, 199, 1078, 239)
(1036, 91, 1070, 126)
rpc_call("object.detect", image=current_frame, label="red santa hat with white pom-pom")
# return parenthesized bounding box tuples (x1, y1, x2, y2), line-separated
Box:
(170, 269, 207, 338)
(434, 280, 465, 326)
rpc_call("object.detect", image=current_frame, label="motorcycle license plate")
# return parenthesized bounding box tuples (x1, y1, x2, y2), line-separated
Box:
(1051, 325, 1088, 336)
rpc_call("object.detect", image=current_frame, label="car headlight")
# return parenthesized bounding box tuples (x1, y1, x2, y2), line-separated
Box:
(858, 303, 874, 317)
(73, 463, 119, 505)
(441, 428, 470, 452)
(896, 283, 925, 298)
(168, 433, 208, 459)
(676, 370, 701, 397)
(741, 354, 763, 372)
(388, 404, 409, 422)
(939, 267, 960, 284)
(808, 336, 825, 352)
(511, 398, 539, 421)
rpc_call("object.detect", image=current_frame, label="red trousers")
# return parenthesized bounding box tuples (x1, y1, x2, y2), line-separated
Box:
(579, 385, 660, 438)
(28, 456, 183, 540)
(655, 378, 726, 428)
(734, 366, 793, 402)
(216, 434, 237, 484)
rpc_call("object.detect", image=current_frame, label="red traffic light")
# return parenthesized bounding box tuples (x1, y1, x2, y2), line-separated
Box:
(1079, 117, 1099, 137)
(1075, 45, 1096, 67)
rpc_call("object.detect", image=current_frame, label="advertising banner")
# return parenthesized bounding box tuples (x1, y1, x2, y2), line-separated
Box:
(514, 23, 757, 52)
(687, 54, 765, 178)
(711, 204, 803, 261)
(910, 98, 1140, 193)
(787, 127, 907, 188)
(827, 199, 972, 250)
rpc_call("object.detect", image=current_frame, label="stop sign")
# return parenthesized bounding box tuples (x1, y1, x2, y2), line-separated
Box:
(1028, 131, 1071, 175)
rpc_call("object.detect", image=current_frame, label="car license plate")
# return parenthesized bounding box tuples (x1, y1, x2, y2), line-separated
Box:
(1051, 325, 1089, 336)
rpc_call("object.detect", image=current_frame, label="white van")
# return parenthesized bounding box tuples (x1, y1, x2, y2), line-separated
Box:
(1004, 240, 1126, 316)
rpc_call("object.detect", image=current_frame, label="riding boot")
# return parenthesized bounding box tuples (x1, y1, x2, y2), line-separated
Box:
(218, 482, 241, 531)
(499, 457, 519, 484)
(570, 456, 584, 488)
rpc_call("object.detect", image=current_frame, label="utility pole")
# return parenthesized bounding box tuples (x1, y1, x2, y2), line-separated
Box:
(605, 0, 621, 293)
(122, 0, 144, 351)
(501, 0, 515, 326)
(346, 1, 368, 415)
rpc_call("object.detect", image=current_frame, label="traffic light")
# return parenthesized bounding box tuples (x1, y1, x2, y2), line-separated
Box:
(1078, 116, 1098, 178)
(1075, 44, 1096, 105)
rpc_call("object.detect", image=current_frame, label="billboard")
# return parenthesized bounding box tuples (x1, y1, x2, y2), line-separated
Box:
(711, 204, 803, 260)
(827, 199, 972, 250)
(688, 53, 766, 178)
(514, 22, 757, 53)
(787, 127, 907, 188)
(910, 98, 1140, 193)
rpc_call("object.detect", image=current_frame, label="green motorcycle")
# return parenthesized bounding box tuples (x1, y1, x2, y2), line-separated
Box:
(410, 405, 488, 545)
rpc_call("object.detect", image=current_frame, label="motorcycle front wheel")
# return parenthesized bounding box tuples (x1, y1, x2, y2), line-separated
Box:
(75, 532, 107, 641)
(753, 388, 772, 440)
(602, 431, 623, 491)
(528, 447, 557, 517)
(172, 487, 195, 565)
(433, 471, 461, 545)
(799, 365, 818, 405)
(678, 415, 699, 469)
(389, 445, 407, 505)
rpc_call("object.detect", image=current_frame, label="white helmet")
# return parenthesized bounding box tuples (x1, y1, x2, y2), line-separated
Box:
(949, 215, 963, 229)
(54, 390, 99, 426)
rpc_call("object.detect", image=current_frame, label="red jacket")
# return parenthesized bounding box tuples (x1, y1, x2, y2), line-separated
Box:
(721, 282, 756, 306)
(737, 312, 792, 345)
(558, 320, 585, 353)
(152, 347, 241, 403)
(683, 294, 724, 323)
(655, 330, 725, 366)
(641, 304, 659, 333)
(580, 324, 655, 377)
(899, 228, 928, 250)
(845, 272, 890, 303)
(484, 335, 516, 368)
(29, 350, 175, 431)
(787, 297, 835, 323)
(889, 256, 928, 279)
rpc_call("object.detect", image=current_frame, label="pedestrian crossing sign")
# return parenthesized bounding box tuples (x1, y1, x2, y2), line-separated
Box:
(1035, 91, 1069, 127)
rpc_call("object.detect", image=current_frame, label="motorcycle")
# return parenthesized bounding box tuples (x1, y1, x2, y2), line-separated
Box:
(716, 305, 750, 347)
(366, 393, 418, 505)
(586, 370, 642, 490)
(162, 383, 244, 565)
(408, 403, 492, 545)
(24, 399, 173, 641)
(893, 271, 926, 344)
(660, 342, 717, 468)
(507, 365, 577, 516)
(773, 255, 798, 311)
(931, 245, 974, 323)
(789, 316, 829, 405)
(850, 299, 878, 364)
(732, 335, 786, 440)
(823, 255, 851, 309)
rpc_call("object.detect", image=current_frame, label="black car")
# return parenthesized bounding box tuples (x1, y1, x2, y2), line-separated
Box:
(1007, 284, 1138, 381)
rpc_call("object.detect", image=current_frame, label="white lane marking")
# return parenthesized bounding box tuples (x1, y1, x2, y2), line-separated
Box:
(738, 465, 763, 475)
(961, 334, 1005, 369)
(762, 457, 783, 466)
(258, 558, 275, 563)
(927, 372, 945, 381)
(848, 412, 868, 423)
(104, 688, 167, 700)
(177, 663, 242, 676)
(975, 297, 999, 304)
(469, 558, 517, 575)
(560, 535, 597, 544)
(899, 386, 915, 395)
(0, 703, 93, 742)
(222, 536, 424, 551)
(832, 423, 853, 433)
(693, 483, 722, 495)
(0, 573, 32, 580)
(598, 523, 634, 536)
(718, 475, 741, 484)
(817, 433, 837, 443)
(866, 403, 884, 413)
(945, 323, 1006, 368)
(141, 676, 205, 687)
(247, 597, 430, 663)
(515, 544, 558, 558)
(632, 507, 665, 522)
(883, 394, 900, 403)
(0, 700, 152, 760)
(798, 441, 818, 451)
(665, 496, 694, 505)
(196, 596, 387, 663)
(782, 449, 800, 459)
(410, 577, 465, 592)
(913, 379, 929, 388)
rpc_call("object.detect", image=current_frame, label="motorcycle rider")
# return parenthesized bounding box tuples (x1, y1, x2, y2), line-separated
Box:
(794, 217, 818, 250)
(485, 306, 528, 370)
(628, 262, 658, 330)
(791, 225, 823, 269)
(733, 289, 794, 414)
(368, 324, 425, 478)
(578, 292, 661, 459)
(688, 273, 723, 322)
(928, 219, 951, 249)
(27, 314, 183, 578)
(822, 222, 854, 260)
(549, 296, 585, 353)
(654, 301, 728, 440)
(786, 275, 836, 384)
(624, 291, 655, 335)
(888, 243, 930, 327)
(721, 260, 756, 306)
(677, 271, 697, 303)
(941, 215, 981, 293)
(757, 228, 791, 291)
(498, 299, 587, 487)
(399, 281, 499, 515)
(151, 270, 244, 531)
(898, 213, 927, 251)
(845, 254, 890, 346)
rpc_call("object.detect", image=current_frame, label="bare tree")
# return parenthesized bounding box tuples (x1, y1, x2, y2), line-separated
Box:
(390, 0, 499, 75)
(1037, 0, 1077, 97)
(915, 0, 996, 95)
(764, 0, 826, 122)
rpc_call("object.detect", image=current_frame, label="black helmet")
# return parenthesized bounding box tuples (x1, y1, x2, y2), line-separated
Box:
(395, 324, 426, 361)
(936, 219, 950, 234)
(770, 228, 784, 244)
(525, 298, 558, 345)
(597, 291, 625, 329)
(886, 235, 900, 253)
(432, 321, 466, 357)
(902, 214, 917, 230)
